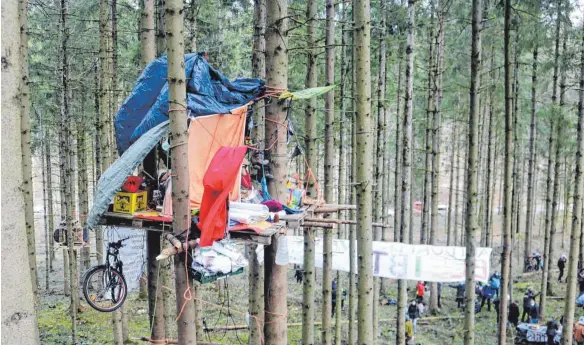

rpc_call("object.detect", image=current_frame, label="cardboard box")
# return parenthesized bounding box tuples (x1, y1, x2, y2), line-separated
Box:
(113, 190, 147, 214)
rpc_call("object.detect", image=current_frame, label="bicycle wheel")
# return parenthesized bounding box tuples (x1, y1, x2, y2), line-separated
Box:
(82, 265, 127, 312)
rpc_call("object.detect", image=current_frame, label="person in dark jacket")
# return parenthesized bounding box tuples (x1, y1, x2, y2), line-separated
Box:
(578, 269, 584, 295)
(522, 288, 540, 322)
(480, 284, 495, 312)
(509, 300, 520, 328)
(527, 299, 540, 324)
(437, 282, 443, 309)
(558, 254, 567, 283)
(407, 301, 420, 333)
(449, 282, 465, 309)
(546, 320, 560, 345)
(493, 297, 501, 323)
(295, 266, 303, 284)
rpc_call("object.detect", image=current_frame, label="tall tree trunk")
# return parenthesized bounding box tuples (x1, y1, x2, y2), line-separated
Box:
(547, 29, 568, 298)
(397, 1, 415, 344)
(78, 120, 90, 272)
(97, 0, 109, 267)
(420, 0, 437, 244)
(498, 0, 512, 343)
(561, 27, 584, 345)
(156, 0, 166, 56)
(541, 1, 562, 315)
(483, 46, 495, 248)
(336, 5, 349, 344)
(525, 43, 538, 268)
(165, 0, 197, 342)
(59, 0, 77, 340)
(19, 0, 38, 300)
(40, 118, 50, 291)
(110, 0, 118, 159)
(140, 0, 166, 340)
(421, 0, 435, 246)
(394, 55, 403, 244)
(186, 0, 197, 52)
(141, 0, 156, 66)
(465, 0, 482, 344)
(264, 0, 288, 343)
(348, 8, 357, 343)
(248, 0, 266, 343)
(323, 0, 336, 343)
(373, 0, 386, 336)
(561, 158, 570, 249)
(109, 0, 126, 337)
(429, 3, 445, 314)
(303, 0, 317, 343)
(447, 123, 457, 246)
(1, 0, 41, 338)
(454, 106, 462, 247)
(354, 0, 373, 343)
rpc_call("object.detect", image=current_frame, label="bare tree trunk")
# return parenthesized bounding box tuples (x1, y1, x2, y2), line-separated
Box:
(394, 55, 403, 245)
(303, 0, 317, 343)
(336, 6, 349, 343)
(421, 0, 435, 246)
(1, 1, 40, 338)
(465, 0, 482, 344)
(429, 3, 445, 314)
(348, 8, 357, 343)
(454, 109, 462, 247)
(59, 0, 78, 340)
(323, 0, 336, 343)
(561, 158, 570, 249)
(186, 0, 197, 52)
(264, 0, 288, 343)
(40, 117, 51, 291)
(561, 27, 584, 345)
(540, 0, 562, 318)
(498, 0, 512, 343)
(97, 0, 110, 268)
(446, 122, 457, 246)
(165, 0, 197, 342)
(354, 0, 373, 343)
(547, 30, 568, 298)
(397, 1, 415, 344)
(248, 0, 266, 343)
(525, 43, 538, 268)
(18, 0, 38, 301)
(77, 111, 90, 269)
(372, 0, 386, 336)
(141, 0, 156, 65)
(140, 0, 166, 339)
(156, 0, 165, 57)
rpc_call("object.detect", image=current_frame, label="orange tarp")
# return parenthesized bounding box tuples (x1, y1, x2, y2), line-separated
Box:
(188, 105, 247, 208)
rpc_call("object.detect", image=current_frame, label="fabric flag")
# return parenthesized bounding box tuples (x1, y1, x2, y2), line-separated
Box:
(198, 146, 247, 247)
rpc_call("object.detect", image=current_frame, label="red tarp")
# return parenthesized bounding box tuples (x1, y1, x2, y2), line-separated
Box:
(198, 146, 247, 247)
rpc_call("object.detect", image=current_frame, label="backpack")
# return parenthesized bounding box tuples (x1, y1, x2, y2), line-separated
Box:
(408, 304, 417, 318)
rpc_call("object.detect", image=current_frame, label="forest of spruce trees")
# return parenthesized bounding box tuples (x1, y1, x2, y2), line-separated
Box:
(1, 0, 584, 344)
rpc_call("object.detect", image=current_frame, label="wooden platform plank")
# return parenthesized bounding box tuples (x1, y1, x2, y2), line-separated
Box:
(99, 212, 286, 246)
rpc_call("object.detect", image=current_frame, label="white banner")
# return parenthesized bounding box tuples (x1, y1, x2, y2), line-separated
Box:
(103, 228, 147, 292)
(286, 236, 492, 282)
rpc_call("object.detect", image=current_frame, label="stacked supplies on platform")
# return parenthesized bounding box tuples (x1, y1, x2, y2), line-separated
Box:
(191, 240, 248, 283)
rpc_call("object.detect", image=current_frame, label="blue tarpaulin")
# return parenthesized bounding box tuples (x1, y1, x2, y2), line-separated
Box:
(115, 53, 264, 154)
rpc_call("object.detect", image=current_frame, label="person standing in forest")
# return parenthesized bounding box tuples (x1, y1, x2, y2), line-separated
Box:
(416, 281, 425, 303)
(522, 287, 540, 322)
(557, 254, 567, 283)
(509, 300, 520, 327)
